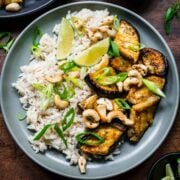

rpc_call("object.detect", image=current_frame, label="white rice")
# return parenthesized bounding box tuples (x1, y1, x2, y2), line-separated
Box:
(13, 8, 121, 166)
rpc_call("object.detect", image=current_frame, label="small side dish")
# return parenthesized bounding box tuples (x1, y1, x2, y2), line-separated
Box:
(0, 0, 24, 12)
(13, 8, 168, 174)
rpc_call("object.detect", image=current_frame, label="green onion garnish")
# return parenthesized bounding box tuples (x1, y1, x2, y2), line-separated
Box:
(114, 98, 131, 110)
(108, 40, 120, 57)
(65, 76, 84, 89)
(0, 32, 15, 52)
(17, 112, 26, 121)
(59, 61, 77, 73)
(31, 27, 42, 57)
(76, 132, 105, 146)
(97, 72, 128, 85)
(128, 43, 146, 52)
(142, 79, 166, 98)
(54, 124, 68, 148)
(113, 15, 120, 31)
(33, 124, 51, 140)
(62, 108, 75, 131)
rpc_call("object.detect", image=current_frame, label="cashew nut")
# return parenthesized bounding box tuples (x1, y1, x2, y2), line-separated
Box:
(116, 81, 123, 92)
(99, 25, 109, 33)
(68, 71, 80, 78)
(97, 97, 113, 111)
(132, 64, 148, 76)
(5, 3, 21, 12)
(96, 104, 107, 122)
(45, 74, 63, 83)
(123, 77, 140, 91)
(78, 95, 98, 110)
(54, 94, 69, 110)
(78, 156, 87, 174)
(93, 54, 109, 71)
(107, 110, 134, 126)
(107, 28, 117, 37)
(83, 109, 100, 129)
(101, 16, 114, 26)
(128, 70, 142, 86)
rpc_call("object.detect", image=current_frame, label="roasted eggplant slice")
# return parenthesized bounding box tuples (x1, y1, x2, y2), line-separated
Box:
(80, 124, 126, 156)
(127, 75, 165, 105)
(84, 68, 122, 98)
(141, 48, 168, 76)
(127, 106, 156, 142)
(114, 20, 140, 63)
(110, 56, 132, 72)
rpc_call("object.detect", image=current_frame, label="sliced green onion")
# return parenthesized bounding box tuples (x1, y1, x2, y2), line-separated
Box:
(31, 27, 42, 57)
(97, 72, 128, 85)
(17, 112, 26, 121)
(114, 98, 131, 110)
(128, 43, 146, 52)
(62, 108, 75, 131)
(2, 38, 15, 52)
(33, 124, 51, 140)
(142, 79, 166, 98)
(32, 27, 42, 46)
(76, 132, 105, 146)
(59, 61, 77, 73)
(54, 124, 68, 148)
(113, 15, 120, 31)
(108, 40, 120, 57)
(65, 76, 84, 89)
(33, 83, 45, 91)
(166, 163, 175, 180)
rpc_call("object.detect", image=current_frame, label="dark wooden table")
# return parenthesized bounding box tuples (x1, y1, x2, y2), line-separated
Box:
(0, 0, 179, 179)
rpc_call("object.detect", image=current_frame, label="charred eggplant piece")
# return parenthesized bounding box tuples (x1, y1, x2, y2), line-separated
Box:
(85, 74, 121, 99)
(110, 56, 133, 72)
(141, 48, 168, 76)
(80, 124, 126, 157)
(114, 20, 140, 63)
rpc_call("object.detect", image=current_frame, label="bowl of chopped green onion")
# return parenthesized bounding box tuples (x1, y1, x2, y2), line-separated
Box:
(148, 152, 180, 180)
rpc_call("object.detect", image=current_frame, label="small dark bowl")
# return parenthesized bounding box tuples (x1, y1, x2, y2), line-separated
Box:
(148, 152, 180, 180)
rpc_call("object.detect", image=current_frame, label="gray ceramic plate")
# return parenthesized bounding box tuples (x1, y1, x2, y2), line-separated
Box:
(0, 1, 179, 179)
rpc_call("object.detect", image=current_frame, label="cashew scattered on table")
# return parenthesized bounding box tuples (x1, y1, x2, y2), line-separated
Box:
(5, 2, 21, 11)
(83, 109, 100, 129)
(78, 156, 87, 174)
(107, 110, 134, 126)
(132, 64, 148, 76)
(54, 94, 69, 110)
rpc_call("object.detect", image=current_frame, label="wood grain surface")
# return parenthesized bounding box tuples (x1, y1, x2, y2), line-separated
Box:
(0, 0, 179, 179)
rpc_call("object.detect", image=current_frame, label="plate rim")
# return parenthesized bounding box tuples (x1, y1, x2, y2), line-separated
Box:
(0, 0, 55, 19)
(0, 1, 179, 179)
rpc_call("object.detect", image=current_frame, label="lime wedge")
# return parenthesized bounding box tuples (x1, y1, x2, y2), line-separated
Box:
(57, 18, 74, 60)
(74, 38, 110, 66)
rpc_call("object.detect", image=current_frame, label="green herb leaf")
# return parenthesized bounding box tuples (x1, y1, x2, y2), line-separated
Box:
(108, 40, 120, 57)
(65, 76, 84, 89)
(59, 61, 77, 73)
(113, 15, 120, 31)
(143, 79, 166, 98)
(54, 124, 68, 148)
(17, 112, 26, 121)
(164, 2, 180, 35)
(76, 132, 105, 146)
(114, 98, 131, 110)
(116, 72, 128, 82)
(62, 108, 75, 131)
(33, 124, 51, 140)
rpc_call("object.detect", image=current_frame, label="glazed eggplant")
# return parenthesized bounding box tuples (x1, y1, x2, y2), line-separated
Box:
(84, 67, 122, 98)
(110, 56, 133, 72)
(114, 20, 140, 63)
(79, 124, 126, 156)
(141, 48, 168, 76)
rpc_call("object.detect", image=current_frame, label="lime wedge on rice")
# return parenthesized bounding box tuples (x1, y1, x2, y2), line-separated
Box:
(74, 38, 110, 66)
(57, 18, 74, 60)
